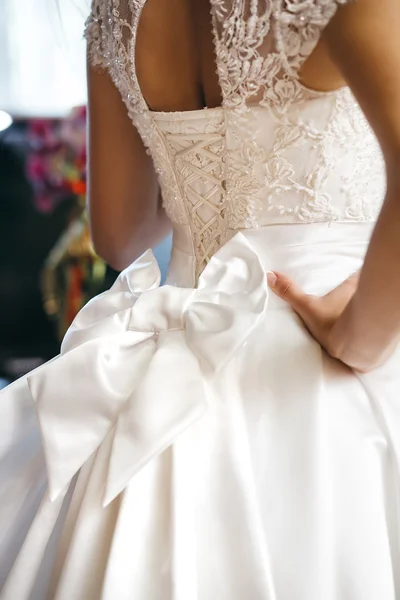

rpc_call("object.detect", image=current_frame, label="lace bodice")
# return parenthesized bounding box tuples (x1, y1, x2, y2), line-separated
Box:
(85, 0, 385, 280)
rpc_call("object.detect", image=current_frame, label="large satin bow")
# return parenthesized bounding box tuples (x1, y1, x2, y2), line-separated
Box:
(27, 233, 268, 506)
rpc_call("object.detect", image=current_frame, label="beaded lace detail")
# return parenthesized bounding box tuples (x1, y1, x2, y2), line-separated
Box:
(85, 0, 386, 280)
(211, 0, 349, 110)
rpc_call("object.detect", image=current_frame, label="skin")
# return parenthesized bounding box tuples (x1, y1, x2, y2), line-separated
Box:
(87, 0, 400, 372)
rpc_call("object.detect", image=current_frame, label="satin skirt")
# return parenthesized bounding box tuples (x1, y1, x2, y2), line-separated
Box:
(1, 222, 400, 600)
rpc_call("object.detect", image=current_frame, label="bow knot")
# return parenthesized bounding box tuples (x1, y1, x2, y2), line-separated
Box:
(128, 286, 195, 333)
(27, 233, 268, 506)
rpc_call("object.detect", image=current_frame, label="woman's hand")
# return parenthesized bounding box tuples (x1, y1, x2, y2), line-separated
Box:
(267, 270, 372, 371)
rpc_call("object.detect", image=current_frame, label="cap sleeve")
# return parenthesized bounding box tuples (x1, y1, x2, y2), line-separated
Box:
(84, 0, 109, 70)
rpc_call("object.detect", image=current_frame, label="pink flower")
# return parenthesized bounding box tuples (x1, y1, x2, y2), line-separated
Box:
(34, 193, 54, 213)
(29, 119, 57, 148)
(27, 155, 48, 181)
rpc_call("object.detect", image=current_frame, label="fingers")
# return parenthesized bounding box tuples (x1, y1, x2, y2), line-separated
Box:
(267, 271, 312, 315)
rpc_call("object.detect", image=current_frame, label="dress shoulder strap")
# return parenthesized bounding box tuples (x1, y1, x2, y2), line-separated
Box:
(84, 0, 148, 119)
(210, 0, 349, 109)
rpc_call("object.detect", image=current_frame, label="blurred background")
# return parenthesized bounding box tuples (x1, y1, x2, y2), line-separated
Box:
(0, 0, 172, 385)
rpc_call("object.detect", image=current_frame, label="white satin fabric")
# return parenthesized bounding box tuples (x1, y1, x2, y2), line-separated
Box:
(1, 223, 400, 600)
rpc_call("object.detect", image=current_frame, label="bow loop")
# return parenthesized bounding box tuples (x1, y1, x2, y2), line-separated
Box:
(61, 250, 161, 354)
(119, 249, 162, 294)
(129, 286, 194, 333)
(187, 233, 268, 371)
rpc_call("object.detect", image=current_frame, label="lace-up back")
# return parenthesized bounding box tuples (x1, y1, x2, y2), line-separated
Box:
(85, 0, 385, 281)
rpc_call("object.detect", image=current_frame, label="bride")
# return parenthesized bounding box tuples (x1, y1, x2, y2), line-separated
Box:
(1, 1, 400, 598)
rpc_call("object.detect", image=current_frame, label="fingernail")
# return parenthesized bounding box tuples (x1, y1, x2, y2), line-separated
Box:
(267, 271, 277, 287)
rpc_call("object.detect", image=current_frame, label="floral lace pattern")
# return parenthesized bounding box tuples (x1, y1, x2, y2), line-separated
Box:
(85, 0, 148, 120)
(210, 0, 348, 110)
(84, 0, 386, 279)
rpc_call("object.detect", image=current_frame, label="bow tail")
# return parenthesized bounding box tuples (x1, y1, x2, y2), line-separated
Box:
(27, 333, 156, 501)
(103, 330, 209, 506)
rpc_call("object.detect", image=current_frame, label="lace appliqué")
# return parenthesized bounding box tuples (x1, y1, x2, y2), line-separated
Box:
(215, 89, 384, 229)
(262, 90, 385, 224)
(224, 109, 266, 229)
(210, 0, 348, 111)
(85, 0, 148, 121)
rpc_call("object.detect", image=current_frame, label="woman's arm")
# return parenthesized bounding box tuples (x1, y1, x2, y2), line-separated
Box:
(326, 0, 400, 369)
(87, 62, 171, 272)
(269, 0, 400, 371)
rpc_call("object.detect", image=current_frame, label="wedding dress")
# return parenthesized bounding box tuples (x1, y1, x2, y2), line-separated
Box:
(1, 1, 399, 599)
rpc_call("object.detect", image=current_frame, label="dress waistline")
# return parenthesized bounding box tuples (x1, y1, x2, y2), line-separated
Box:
(166, 222, 375, 297)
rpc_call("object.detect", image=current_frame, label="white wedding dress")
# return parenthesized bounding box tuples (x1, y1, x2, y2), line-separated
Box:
(1, 1, 400, 599)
